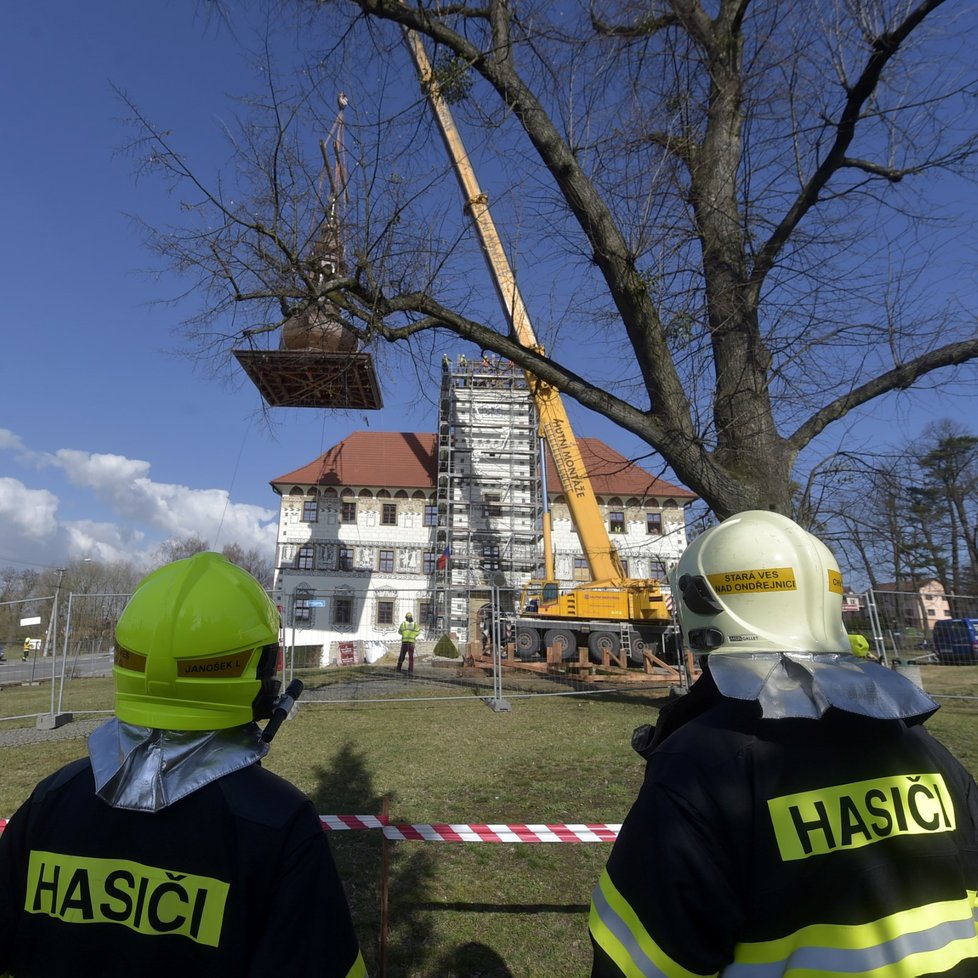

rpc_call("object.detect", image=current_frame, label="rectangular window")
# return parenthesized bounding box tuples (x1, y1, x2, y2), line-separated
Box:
(649, 559, 667, 580)
(646, 512, 662, 535)
(337, 547, 353, 571)
(376, 600, 394, 626)
(424, 504, 438, 527)
(423, 551, 438, 574)
(484, 494, 503, 518)
(302, 498, 319, 522)
(610, 511, 625, 534)
(296, 545, 314, 570)
(378, 549, 395, 573)
(482, 544, 500, 571)
(419, 601, 435, 626)
(341, 501, 357, 524)
(294, 598, 312, 622)
(573, 557, 589, 582)
(382, 503, 397, 526)
(333, 598, 352, 626)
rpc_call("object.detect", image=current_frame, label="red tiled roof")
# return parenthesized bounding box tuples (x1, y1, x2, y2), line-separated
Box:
(271, 430, 695, 501)
(271, 432, 437, 489)
(546, 438, 695, 500)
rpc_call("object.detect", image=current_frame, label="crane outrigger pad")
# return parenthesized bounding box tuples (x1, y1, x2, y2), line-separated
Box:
(233, 349, 383, 410)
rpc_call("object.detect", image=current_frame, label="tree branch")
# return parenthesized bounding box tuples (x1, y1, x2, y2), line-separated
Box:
(787, 335, 978, 453)
(749, 0, 948, 296)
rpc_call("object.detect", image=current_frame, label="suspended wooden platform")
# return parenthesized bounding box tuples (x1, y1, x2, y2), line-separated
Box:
(233, 349, 383, 410)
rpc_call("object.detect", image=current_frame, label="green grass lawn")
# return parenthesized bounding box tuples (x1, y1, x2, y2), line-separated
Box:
(3, 665, 978, 976)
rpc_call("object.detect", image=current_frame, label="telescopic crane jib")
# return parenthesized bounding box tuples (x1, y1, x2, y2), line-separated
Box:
(404, 31, 673, 665)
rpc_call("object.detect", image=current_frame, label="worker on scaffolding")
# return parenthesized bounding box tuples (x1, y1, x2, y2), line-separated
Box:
(590, 510, 978, 977)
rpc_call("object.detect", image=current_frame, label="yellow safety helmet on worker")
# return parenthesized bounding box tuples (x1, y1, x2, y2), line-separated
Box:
(114, 551, 282, 730)
(671, 510, 850, 655)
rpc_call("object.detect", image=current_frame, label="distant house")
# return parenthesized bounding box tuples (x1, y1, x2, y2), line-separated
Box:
(871, 580, 950, 633)
(270, 428, 695, 665)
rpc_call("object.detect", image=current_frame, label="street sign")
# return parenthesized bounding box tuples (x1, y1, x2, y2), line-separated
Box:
(308, 599, 326, 608)
(20, 616, 41, 626)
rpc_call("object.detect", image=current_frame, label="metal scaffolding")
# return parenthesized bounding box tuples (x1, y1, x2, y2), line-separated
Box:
(434, 357, 542, 644)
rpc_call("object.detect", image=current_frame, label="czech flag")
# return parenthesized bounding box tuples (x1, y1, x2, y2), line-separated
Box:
(436, 547, 451, 571)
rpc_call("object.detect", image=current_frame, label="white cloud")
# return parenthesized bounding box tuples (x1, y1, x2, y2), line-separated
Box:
(0, 435, 278, 570)
(62, 520, 147, 566)
(0, 429, 26, 453)
(0, 477, 60, 540)
(49, 449, 151, 490)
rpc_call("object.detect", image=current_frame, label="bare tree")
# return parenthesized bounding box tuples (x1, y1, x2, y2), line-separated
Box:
(221, 542, 274, 587)
(813, 420, 978, 615)
(132, 0, 978, 519)
(154, 535, 210, 566)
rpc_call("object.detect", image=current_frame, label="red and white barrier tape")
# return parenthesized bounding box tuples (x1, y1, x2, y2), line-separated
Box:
(320, 814, 389, 832)
(318, 815, 620, 843)
(379, 822, 620, 843)
(0, 815, 619, 843)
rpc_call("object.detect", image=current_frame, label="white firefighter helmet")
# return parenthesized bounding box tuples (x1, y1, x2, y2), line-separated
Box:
(671, 510, 850, 655)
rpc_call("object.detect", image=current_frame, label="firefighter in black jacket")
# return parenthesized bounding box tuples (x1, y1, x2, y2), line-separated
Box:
(0, 552, 366, 977)
(590, 510, 978, 977)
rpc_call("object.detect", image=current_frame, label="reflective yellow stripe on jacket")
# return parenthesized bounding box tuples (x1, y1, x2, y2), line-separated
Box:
(347, 950, 368, 978)
(590, 869, 978, 977)
(589, 869, 716, 978)
(724, 891, 978, 977)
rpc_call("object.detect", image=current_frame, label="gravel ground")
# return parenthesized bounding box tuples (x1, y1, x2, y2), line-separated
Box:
(0, 717, 106, 749)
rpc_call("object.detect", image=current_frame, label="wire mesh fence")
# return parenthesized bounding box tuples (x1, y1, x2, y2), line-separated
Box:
(3, 585, 978, 727)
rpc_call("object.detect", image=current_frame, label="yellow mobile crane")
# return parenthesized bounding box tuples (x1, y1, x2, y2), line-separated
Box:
(405, 33, 674, 664)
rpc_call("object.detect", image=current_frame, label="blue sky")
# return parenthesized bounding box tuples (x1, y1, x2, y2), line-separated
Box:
(0, 2, 439, 572)
(2, 2, 975, 575)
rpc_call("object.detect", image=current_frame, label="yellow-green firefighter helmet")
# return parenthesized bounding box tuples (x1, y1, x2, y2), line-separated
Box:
(114, 552, 281, 730)
(848, 633, 870, 657)
(670, 510, 850, 656)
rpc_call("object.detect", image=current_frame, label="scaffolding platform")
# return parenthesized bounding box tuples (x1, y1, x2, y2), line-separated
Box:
(233, 349, 383, 410)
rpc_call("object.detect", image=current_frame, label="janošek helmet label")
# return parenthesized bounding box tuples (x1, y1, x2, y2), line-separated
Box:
(767, 773, 955, 861)
(25, 850, 229, 946)
(706, 567, 797, 595)
(176, 653, 252, 678)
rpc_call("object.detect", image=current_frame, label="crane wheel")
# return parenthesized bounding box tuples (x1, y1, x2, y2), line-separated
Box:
(515, 627, 541, 660)
(587, 631, 620, 664)
(628, 631, 649, 665)
(544, 628, 577, 660)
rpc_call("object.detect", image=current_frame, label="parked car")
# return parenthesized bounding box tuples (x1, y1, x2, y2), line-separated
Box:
(931, 618, 978, 665)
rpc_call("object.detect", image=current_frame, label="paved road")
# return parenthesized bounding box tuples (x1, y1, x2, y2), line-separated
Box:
(0, 652, 113, 685)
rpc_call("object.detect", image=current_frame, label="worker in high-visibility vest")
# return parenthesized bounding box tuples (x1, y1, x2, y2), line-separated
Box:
(590, 511, 978, 977)
(0, 552, 365, 977)
(396, 612, 421, 675)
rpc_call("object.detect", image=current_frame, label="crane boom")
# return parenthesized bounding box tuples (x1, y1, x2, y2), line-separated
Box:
(404, 30, 627, 584)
